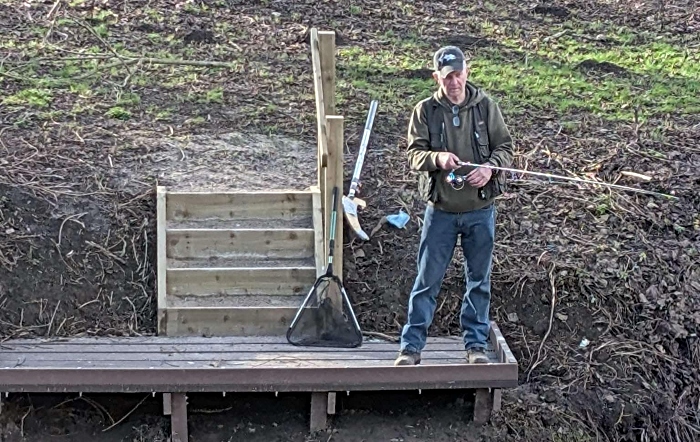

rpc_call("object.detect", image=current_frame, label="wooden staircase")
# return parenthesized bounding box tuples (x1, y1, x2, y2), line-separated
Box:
(156, 186, 325, 337)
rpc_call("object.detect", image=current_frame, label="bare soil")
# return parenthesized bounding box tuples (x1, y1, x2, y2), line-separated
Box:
(0, 0, 698, 441)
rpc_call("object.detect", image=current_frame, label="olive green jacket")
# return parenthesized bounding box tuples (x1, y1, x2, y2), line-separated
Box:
(407, 81, 514, 212)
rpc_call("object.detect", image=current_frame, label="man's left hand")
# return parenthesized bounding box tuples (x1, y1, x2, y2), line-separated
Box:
(465, 164, 492, 188)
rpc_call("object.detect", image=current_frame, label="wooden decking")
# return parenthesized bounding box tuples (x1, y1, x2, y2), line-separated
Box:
(0, 333, 517, 393)
(0, 324, 517, 439)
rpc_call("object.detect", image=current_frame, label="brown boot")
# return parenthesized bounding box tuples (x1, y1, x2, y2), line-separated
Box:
(466, 348, 490, 364)
(394, 351, 421, 366)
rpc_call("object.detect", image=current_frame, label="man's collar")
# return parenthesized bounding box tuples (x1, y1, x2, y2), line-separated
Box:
(436, 86, 470, 107)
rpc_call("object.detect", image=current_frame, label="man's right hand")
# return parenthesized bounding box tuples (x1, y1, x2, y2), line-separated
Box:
(436, 152, 461, 170)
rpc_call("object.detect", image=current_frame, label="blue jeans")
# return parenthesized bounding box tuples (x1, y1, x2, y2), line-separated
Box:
(400, 203, 495, 354)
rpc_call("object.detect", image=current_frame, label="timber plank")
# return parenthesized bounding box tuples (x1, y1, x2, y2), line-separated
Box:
(165, 307, 298, 336)
(0, 364, 519, 392)
(168, 217, 313, 230)
(0, 349, 484, 363)
(166, 228, 315, 260)
(167, 257, 316, 269)
(0, 336, 468, 346)
(170, 393, 188, 442)
(0, 342, 475, 353)
(310, 186, 325, 275)
(157, 186, 168, 334)
(165, 191, 314, 221)
(0, 359, 475, 369)
(0, 336, 467, 347)
(167, 267, 316, 296)
(167, 294, 306, 308)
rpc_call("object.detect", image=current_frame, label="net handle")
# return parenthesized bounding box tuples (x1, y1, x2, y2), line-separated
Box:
(326, 186, 338, 276)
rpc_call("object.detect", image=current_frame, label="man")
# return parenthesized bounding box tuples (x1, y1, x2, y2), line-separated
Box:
(395, 46, 514, 366)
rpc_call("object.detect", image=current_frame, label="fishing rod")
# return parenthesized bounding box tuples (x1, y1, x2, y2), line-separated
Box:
(449, 161, 679, 200)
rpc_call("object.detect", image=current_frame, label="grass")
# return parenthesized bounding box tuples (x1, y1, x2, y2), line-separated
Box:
(2, 88, 53, 108)
(336, 26, 700, 122)
(1, 3, 697, 133)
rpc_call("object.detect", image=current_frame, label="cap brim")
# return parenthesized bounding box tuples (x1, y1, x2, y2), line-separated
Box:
(438, 65, 458, 78)
(438, 61, 464, 78)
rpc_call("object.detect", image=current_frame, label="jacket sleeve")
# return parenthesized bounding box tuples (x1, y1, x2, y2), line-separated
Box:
(485, 99, 514, 169)
(406, 101, 440, 171)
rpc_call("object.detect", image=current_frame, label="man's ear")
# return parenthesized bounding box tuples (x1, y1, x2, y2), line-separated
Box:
(432, 71, 440, 83)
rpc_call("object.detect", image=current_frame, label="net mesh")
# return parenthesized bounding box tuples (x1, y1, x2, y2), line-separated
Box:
(286, 274, 363, 348)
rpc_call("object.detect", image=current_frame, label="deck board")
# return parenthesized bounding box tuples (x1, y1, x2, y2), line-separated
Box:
(0, 337, 488, 364)
(0, 335, 518, 393)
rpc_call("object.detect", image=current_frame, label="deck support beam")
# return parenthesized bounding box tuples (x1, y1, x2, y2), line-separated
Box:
(171, 393, 188, 442)
(310, 392, 329, 432)
(163, 392, 172, 415)
(473, 388, 501, 425)
(327, 392, 336, 415)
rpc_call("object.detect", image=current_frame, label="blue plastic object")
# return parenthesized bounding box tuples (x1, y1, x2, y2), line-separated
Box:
(386, 210, 410, 229)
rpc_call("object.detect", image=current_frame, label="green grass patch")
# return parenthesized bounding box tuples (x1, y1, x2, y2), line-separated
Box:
(336, 27, 700, 122)
(105, 106, 131, 120)
(2, 88, 53, 108)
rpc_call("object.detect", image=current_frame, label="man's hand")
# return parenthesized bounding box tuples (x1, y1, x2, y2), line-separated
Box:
(465, 164, 492, 188)
(436, 152, 461, 170)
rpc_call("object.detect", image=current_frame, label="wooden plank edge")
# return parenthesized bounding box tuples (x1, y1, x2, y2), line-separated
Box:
(310, 28, 328, 168)
(0, 365, 520, 393)
(310, 186, 325, 276)
(326, 115, 344, 282)
(166, 190, 316, 196)
(167, 266, 317, 272)
(156, 185, 168, 335)
(489, 321, 517, 365)
(165, 227, 316, 233)
(0, 335, 468, 346)
(318, 30, 336, 115)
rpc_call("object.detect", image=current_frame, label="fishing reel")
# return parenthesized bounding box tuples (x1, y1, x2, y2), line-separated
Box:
(446, 171, 465, 190)
(446, 171, 488, 199)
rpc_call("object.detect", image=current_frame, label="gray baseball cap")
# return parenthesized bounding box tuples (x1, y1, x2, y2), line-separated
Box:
(433, 46, 467, 78)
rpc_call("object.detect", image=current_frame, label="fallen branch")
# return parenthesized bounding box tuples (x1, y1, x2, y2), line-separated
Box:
(526, 263, 557, 382)
(69, 15, 134, 78)
(362, 331, 399, 342)
(102, 394, 149, 432)
(75, 56, 239, 80)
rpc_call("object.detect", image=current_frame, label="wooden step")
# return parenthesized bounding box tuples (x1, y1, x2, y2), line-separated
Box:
(167, 267, 316, 296)
(167, 294, 306, 308)
(167, 257, 316, 269)
(165, 190, 316, 222)
(156, 186, 325, 337)
(165, 307, 302, 336)
(166, 228, 315, 260)
(168, 217, 313, 229)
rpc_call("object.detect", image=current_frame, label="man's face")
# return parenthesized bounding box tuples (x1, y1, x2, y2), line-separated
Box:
(434, 66, 469, 100)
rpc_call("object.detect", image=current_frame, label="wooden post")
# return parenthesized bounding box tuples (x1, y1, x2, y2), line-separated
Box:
(310, 186, 326, 277)
(326, 115, 344, 280)
(473, 388, 495, 425)
(170, 393, 188, 442)
(156, 186, 167, 335)
(327, 392, 337, 415)
(310, 28, 337, 264)
(318, 31, 336, 115)
(310, 28, 329, 257)
(163, 393, 172, 415)
(310, 392, 328, 432)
